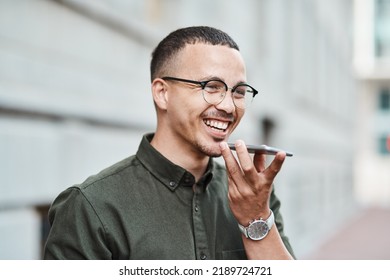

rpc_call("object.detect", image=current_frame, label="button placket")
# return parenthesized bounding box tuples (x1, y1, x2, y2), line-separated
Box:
(192, 184, 210, 260)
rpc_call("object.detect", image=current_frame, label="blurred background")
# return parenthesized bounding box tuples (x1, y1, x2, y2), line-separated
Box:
(0, 0, 389, 259)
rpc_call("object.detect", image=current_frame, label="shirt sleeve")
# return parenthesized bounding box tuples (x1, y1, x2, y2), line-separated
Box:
(269, 187, 296, 259)
(43, 187, 112, 260)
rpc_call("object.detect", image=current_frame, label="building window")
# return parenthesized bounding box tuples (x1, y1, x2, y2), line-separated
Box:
(261, 117, 275, 145)
(379, 88, 390, 110)
(375, 0, 390, 57)
(378, 135, 390, 155)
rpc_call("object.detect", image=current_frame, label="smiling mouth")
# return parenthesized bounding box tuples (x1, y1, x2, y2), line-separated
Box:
(203, 119, 229, 132)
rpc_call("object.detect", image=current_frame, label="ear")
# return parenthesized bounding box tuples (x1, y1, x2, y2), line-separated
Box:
(151, 78, 169, 110)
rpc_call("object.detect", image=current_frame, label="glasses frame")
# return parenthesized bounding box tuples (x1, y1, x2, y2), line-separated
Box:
(161, 76, 258, 109)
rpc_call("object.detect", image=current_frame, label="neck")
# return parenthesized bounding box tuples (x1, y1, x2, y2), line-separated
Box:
(151, 131, 209, 182)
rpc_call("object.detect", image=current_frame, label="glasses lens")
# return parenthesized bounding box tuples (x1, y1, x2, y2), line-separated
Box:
(233, 85, 255, 109)
(202, 80, 227, 105)
(202, 80, 256, 109)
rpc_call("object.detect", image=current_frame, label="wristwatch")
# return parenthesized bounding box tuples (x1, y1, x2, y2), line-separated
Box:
(238, 210, 274, 241)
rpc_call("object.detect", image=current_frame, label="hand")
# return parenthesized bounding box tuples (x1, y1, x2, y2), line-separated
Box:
(220, 140, 286, 225)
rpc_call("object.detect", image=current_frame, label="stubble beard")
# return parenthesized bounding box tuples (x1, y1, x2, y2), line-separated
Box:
(195, 139, 223, 158)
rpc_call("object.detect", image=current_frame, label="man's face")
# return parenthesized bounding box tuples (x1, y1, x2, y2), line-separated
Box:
(162, 43, 247, 157)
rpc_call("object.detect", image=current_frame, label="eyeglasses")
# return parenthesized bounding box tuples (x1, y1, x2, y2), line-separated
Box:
(161, 76, 258, 109)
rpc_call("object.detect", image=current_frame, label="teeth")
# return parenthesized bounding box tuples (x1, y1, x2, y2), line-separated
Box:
(204, 120, 228, 130)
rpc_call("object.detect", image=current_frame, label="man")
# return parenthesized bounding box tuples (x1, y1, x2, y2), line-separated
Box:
(44, 26, 294, 260)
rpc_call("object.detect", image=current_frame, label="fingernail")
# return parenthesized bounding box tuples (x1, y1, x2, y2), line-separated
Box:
(220, 142, 228, 150)
(236, 140, 244, 147)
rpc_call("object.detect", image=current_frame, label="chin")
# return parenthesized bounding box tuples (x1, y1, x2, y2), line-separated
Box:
(205, 148, 222, 158)
(198, 142, 223, 158)
(209, 153, 222, 158)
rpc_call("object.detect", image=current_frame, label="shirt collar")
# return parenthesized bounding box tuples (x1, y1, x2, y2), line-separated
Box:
(136, 133, 214, 191)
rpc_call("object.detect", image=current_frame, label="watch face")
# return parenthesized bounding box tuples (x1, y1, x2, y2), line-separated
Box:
(247, 220, 269, 240)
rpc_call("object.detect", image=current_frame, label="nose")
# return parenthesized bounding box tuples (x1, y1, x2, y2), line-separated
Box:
(214, 90, 236, 113)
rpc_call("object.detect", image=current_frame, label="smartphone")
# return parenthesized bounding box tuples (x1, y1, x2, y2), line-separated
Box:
(227, 143, 293, 157)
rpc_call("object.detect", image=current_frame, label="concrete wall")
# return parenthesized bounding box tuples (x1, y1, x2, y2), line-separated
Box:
(0, 0, 357, 259)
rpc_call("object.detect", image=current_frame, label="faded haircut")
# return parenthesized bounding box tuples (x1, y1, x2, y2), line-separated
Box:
(150, 26, 240, 82)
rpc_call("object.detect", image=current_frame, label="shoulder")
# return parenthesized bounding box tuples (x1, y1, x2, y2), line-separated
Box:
(49, 155, 143, 215)
(54, 155, 145, 207)
(75, 155, 141, 192)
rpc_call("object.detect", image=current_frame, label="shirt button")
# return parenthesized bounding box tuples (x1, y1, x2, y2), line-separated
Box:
(169, 181, 176, 187)
(195, 206, 199, 212)
(200, 253, 207, 260)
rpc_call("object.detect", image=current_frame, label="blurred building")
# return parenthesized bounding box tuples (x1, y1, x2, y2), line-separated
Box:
(354, 0, 390, 207)
(0, 0, 357, 259)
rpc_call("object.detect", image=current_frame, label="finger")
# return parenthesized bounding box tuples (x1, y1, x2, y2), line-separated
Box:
(253, 152, 266, 173)
(233, 140, 260, 185)
(263, 151, 286, 182)
(233, 140, 254, 172)
(219, 141, 246, 187)
(227, 176, 241, 202)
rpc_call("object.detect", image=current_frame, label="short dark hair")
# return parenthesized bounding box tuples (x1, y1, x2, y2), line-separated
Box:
(150, 26, 240, 82)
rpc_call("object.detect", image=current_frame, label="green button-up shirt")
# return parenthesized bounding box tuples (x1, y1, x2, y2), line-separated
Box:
(44, 133, 294, 259)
